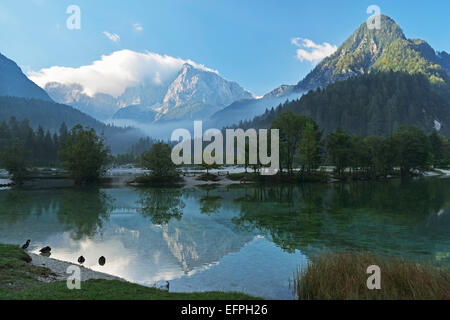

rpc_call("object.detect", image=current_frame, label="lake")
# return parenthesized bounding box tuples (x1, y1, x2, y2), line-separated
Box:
(1, 178, 449, 299)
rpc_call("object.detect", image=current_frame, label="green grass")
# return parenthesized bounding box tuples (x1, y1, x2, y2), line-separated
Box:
(0, 244, 260, 300)
(0, 244, 55, 293)
(293, 252, 450, 300)
(0, 243, 31, 265)
(2, 280, 261, 300)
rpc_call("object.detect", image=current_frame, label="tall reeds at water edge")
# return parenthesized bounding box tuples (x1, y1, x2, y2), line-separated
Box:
(293, 252, 450, 300)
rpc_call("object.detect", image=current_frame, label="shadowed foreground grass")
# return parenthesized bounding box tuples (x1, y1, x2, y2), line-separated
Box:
(2, 280, 261, 300)
(0, 244, 260, 300)
(294, 252, 450, 300)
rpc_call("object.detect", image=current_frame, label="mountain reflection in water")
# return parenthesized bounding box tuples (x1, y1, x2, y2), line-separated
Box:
(0, 178, 449, 299)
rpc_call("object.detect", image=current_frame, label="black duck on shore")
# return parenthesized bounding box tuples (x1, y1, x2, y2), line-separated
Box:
(21, 240, 30, 250)
(39, 246, 51, 254)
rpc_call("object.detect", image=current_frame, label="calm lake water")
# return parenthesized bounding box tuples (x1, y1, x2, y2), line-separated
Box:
(1, 178, 450, 299)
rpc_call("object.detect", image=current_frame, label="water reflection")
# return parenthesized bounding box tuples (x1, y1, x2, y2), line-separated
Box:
(57, 188, 112, 240)
(0, 178, 449, 299)
(199, 187, 223, 215)
(231, 179, 450, 264)
(0, 189, 56, 224)
(138, 188, 185, 225)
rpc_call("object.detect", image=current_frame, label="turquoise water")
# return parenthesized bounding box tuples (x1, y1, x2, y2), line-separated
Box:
(0, 178, 449, 299)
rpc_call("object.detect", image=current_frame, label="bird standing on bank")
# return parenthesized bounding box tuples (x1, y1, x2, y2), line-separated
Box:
(78, 256, 85, 264)
(22, 240, 30, 250)
(98, 256, 106, 266)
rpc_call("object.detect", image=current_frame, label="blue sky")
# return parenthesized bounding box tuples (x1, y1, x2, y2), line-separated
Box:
(0, 0, 449, 96)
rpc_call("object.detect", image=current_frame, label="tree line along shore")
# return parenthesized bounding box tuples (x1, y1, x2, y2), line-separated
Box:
(1, 110, 449, 186)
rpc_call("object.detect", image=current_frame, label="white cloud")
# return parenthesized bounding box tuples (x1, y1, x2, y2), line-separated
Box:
(291, 37, 337, 63)
(103, 31, 120, 43)
(133, 23, 143, 32)
(28, 49, 218, 97)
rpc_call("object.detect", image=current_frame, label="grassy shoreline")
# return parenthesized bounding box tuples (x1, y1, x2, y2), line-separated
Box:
(3, 246, 450, 300)
(0, 244, 260, 300)
(293, 252, 450, 300)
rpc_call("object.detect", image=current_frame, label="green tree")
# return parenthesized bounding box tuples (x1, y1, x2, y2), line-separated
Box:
(59, 122, 69, 143)
(0, 117, 62, 168)
(0, 140, 29, 184)
(58, 125, 110, 184)
(0, 121, 10, 152)
(141, 142, 178, 178)
(392, 126, 431, 176)
(326, 128, 352, 176)
(271, 110, 311, 174)
(429, 131, 447, 167)
(442, 136, 450, 166)
(349, 135, 370, 174)
(364, 135, 395, 177)
(298, 121, 322, 173)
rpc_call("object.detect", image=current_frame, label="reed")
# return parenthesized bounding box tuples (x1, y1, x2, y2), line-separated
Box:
(293, 252, 450, 300)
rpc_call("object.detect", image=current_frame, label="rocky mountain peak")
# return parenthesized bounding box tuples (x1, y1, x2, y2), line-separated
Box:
(155, 63, 253, 121)
(295, 15, 448, 92)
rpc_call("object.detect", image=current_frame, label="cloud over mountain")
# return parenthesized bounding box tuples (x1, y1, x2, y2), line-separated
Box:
(28, 50, 218, 98)
(291, 38, 337, 63)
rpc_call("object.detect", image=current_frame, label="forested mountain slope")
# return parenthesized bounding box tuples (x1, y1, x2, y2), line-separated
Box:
(239, 72, 450, 137)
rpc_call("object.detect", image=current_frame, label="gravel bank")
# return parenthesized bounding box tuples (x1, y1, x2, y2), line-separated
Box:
(29, 253, 126, 283)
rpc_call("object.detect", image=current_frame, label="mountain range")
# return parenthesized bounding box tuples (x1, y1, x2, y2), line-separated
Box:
(44, 63, 253, 124)
(1, 14, 450, 146)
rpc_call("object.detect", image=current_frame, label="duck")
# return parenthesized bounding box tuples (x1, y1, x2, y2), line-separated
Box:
(98, 256, 106, 266)
(21, 240, 31, 250)
(39, 246, 51, 254)
(78, 256, 85, 264)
